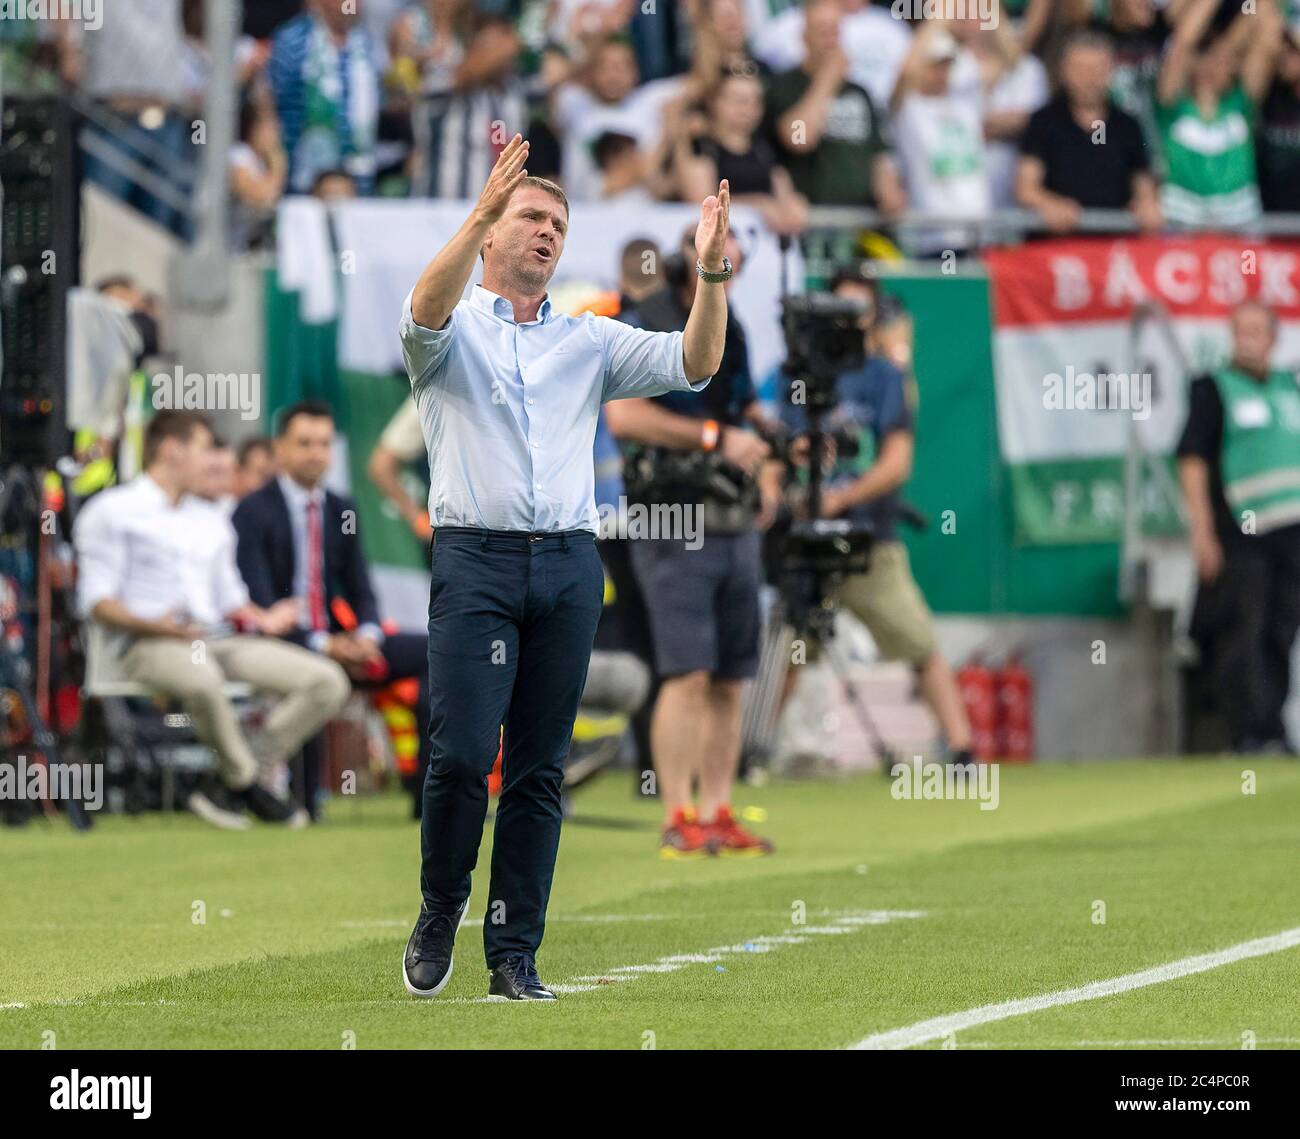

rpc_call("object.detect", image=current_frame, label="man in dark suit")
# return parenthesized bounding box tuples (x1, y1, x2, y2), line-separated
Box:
(233, 400, 431, 817)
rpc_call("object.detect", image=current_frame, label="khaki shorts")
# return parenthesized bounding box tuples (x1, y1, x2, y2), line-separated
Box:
(825, 540, 937, 667)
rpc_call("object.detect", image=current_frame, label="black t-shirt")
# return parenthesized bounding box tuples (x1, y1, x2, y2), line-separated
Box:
(1176, 374, 1242, 546)
(243, 0, 303, 39)
(691, 134, 778, 197)
(1019, 96, 1150, 208)
(1258, 81, 1300, 212)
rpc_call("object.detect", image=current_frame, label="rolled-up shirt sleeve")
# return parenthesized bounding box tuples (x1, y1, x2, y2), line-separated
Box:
(599, 317, 711, 402)
(73, 497, 124, 618)
(399, 288, 459, 391)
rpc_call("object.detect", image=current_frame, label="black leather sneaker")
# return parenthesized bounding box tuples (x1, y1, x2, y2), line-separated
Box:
(241, 783, 308, 828)
(488, 954, 556, 1000)
(402, 900, 469, 998)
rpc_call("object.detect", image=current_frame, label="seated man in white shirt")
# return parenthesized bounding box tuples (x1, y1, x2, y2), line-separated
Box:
(73, 410, 352, 829)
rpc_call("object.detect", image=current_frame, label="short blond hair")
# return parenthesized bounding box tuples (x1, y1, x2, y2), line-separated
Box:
(480, 176, 570, 261)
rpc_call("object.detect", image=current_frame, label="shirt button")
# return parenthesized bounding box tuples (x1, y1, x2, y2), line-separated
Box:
(527, 398, 535, 405)
(535, 482, 542, 490)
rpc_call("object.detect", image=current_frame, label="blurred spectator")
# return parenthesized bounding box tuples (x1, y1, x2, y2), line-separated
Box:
(890, 25, 1000, 256)
(229, 100, 287, 250)
(74, 410, 348, 829)
(390, 0, 471, 95)
(1258, 26, 1300, 212)
(268, 0, 381, 194)
(763, 0, 905, 213)
(1017, 30, 1161, 234)
(1077, 0, 1171, 162)
(408, 6, 528, 199)
(751, 0, 912, 112)
(60, 0, 195, 234)
(692, 0, 764, 80)
(777, 266, 974, 767)
(200, 438, 240, 514)
(550, 0, 636, 60)
(678, 69, 808, 235)
(591, 129, 674, 203)
(617, 236, 664, 309)
(1177, 301, 1300, 754)
(606, 227, 779, 857)
(236, 437, 277, 499)
(233, 401, 433, 819)
(181, 0, 270, 113)
(1156, 0, 1280, 228)
(968, 19, 1049, 210)
(551, 34, 697, 200)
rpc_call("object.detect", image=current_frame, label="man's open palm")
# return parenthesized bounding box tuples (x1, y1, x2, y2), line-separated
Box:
(476, 134, 530, 223)
(695, 179, 731, 270)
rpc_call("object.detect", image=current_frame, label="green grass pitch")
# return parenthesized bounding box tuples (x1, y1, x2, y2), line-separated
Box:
(3, 759, 1299, 1049)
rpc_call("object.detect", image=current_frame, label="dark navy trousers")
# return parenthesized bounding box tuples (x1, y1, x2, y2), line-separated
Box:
(420, 527, 604, 968)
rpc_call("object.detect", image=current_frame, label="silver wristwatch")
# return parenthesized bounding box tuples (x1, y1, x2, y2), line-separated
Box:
(696, 256, 733, 284)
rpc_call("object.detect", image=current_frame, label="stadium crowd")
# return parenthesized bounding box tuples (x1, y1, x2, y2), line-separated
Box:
(35, 0, 1300, 248)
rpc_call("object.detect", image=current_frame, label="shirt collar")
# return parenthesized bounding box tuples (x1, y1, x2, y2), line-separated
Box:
(140, 472, 184, 510)
(471, 283, 552, 326)
(278, 473, 325, 509)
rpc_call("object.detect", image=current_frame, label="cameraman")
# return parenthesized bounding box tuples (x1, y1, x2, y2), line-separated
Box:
(780, 266, 973, 767)
(605, 226, 781, 857)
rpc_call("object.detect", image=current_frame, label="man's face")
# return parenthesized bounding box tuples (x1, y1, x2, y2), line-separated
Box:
(1194, 38, 1236, 96)
(834, 280, 877, 341)
(918, 56, 954, 96)
(710, 0, 746, 49)
(804, 1, 841, 59)
(200, 447, 237, 502)
(484, 186, 569, 294)
(237, 446, 275, 498)
(712, 75, 764, 136)
(277, 414, 335, 487)
(174, 425, 214, 495)
(1061, 45, 1114, 105)
(591, 43, 638, 103)
(1231, 306, 1277, 373)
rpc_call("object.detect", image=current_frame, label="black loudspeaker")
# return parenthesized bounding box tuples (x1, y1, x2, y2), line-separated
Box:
(0, 95, 78, 465)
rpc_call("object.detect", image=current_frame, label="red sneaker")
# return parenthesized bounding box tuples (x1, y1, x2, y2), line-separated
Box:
(705, 806, 774, 857)
(659, 807, 719, 859)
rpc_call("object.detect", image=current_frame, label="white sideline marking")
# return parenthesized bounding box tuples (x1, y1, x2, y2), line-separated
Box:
(852, 925, 1300, 1050)
(556, 910, 925, 995)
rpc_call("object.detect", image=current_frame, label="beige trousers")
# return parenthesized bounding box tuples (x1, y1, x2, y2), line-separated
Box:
(122, 635, 351, 790)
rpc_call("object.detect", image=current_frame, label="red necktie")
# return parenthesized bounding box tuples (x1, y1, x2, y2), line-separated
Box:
(306, 497, 326, 632)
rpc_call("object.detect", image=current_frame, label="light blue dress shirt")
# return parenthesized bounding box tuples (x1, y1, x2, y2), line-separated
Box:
(399, 283, 710, 533)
